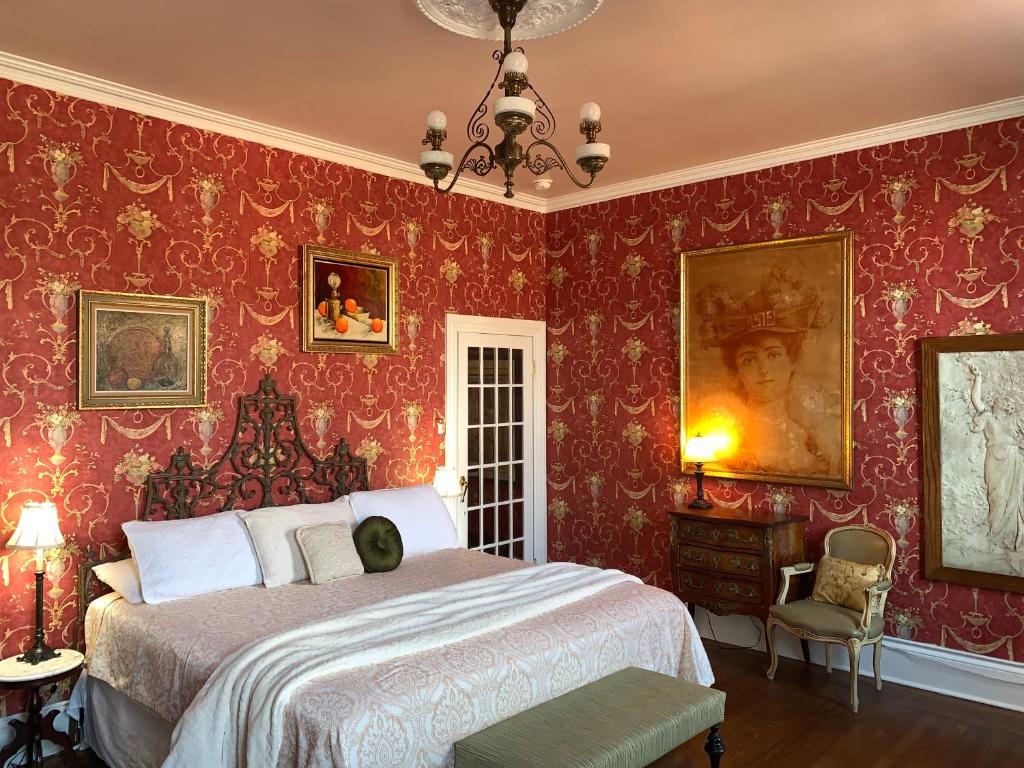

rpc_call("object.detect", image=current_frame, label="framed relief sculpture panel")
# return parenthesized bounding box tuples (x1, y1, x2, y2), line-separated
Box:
(680, 231, 853, 489)
(921, 334, 1024, 594)
(302, 245, 399, 355)
(78, 291, 208, 410)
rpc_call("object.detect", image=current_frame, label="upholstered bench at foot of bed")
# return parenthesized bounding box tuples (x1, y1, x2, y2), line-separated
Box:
(453, 666, 727, 768)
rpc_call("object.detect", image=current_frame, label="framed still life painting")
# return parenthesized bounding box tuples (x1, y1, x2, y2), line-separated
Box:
(680, 230, 853, 489)
(302, 245, 399, 355)
(922, 334, 1024, 594)
(78, 291, 208, 410)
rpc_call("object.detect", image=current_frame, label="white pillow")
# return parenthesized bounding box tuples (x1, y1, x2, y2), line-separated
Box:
(123, 510, 263, 604)
(238, 498, 357, 588)
(349, 485, 458, 557)
(93, 558, 144, 604)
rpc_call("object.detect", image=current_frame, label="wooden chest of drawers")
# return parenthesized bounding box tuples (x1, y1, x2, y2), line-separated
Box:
(668, 506, 808, 630)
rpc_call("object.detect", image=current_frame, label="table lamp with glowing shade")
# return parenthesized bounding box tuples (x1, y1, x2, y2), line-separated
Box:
(6, 501, 64, 665)
(682, 434, 717, 509)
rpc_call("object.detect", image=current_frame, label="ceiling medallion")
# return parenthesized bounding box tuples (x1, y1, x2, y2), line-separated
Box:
(416, 0, 603, 41)
(417, 0, 610, 199)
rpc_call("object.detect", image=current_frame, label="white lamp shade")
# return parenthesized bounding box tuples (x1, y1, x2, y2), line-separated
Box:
(579, 102, 602, 122)
(683, 434, 717, 463)
(420, 150, 454, 169)
(433, 467, 462, 499)
(7, 501, 64, 551)
(575, 142, 610, 162)
(495, 96, 536, 120)
(426, 110, 448, 131)
(502, 51, 529, 75)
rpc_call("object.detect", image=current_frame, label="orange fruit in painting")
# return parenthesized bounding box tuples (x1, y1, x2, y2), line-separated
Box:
(335, 317, 349, 333)
(370, 318, 384, 334)
(344, 298, 358, 313)
(317, 301, 328, 317)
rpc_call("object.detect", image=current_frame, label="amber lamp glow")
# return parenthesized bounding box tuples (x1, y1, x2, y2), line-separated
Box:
(6, 500, 65, 664)
(683, 434, 717, 509)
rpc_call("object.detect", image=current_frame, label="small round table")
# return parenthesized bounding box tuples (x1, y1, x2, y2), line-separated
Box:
(0, 649, 83, 768)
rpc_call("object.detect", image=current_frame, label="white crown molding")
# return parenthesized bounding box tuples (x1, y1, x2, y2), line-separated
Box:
(0, 50, 547, 213)
(695, 612, 1024, 713)
(2, 50, 1022, 217)
(545, 95, 1024, 212)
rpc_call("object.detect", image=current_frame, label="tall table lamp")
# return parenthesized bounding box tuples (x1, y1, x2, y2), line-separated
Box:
(7, 500, 65, 665)
(683, 434, 717, 510)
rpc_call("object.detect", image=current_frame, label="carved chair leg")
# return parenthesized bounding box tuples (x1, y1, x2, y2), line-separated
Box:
(824, 644, 832, 673)
(704, 724, 726, 768)
(766, 619, 779, 680)
(847, 641, 861, 714)
(872, 640, 883, 692)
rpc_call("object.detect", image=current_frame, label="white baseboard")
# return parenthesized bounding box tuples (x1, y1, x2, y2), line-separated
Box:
(0, 701, 75, 765)
(694, 610, 1024, 713)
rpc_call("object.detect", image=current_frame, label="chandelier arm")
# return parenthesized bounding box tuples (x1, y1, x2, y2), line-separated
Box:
(524, 138, 597, 189)
(523, 83, 557, 142)
(432, 141, 497, 195)
(464, 50, 508, 145)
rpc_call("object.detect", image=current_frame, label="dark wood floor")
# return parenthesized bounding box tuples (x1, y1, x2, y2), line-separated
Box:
(654, 642, 1024, 768)
(59, 642, 1024, 767)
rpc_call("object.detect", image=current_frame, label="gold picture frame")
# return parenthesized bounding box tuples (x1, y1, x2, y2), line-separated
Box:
(680, 231, 854, 489)
(302, 245, 399, 355)
(78, 290, 208, 410)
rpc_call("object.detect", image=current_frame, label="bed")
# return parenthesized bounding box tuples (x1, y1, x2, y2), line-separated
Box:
(74, 374, 713, 768)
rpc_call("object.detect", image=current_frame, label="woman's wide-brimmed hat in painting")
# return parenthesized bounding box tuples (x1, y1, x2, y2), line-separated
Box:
(694, 263, 831, 349)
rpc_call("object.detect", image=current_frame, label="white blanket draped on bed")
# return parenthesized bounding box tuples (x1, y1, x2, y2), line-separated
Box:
(162, 562, 642, 768)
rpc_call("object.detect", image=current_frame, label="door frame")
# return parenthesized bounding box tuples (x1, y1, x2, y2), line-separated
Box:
(444, 313, 547, 563)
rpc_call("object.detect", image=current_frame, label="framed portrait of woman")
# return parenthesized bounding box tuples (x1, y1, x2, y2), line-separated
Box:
(680, 231, 853, 489)
(921, 334, 1024, 594)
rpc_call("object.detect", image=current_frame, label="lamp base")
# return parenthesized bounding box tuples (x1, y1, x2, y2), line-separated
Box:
(17, 643, 60, 666)
(687, 498, 713, 510)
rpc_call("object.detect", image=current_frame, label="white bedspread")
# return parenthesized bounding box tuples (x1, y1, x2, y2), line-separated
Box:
(163, 562, 642, 768)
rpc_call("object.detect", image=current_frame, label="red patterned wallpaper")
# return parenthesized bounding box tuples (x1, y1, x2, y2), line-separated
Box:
(544, 118, 1024, 659)
(0, 79, 545, 697)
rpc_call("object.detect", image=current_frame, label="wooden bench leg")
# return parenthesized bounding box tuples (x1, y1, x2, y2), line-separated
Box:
(704, 724, 726, 767)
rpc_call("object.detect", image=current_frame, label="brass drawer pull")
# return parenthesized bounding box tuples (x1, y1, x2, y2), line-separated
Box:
(683, 549, 705, 564)
(730, 556, 760, 572)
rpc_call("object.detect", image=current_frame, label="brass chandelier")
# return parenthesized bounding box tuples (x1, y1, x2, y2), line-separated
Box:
(418, 0, 610, 199)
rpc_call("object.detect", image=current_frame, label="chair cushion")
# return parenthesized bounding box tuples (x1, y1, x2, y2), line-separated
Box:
(454, 667, 725, 768)
(811, 554, 884, 612)
(770, 599, 883, 640)
(352, 516, 404, 573)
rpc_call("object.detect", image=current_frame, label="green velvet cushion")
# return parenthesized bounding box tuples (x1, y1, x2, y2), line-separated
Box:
(352, 516, 403, 573)
(454, 667, 725, 768)
(770, 598, 884, 640)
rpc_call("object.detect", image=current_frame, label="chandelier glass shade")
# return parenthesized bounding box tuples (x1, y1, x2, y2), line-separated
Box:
(419, 0, 610, 199)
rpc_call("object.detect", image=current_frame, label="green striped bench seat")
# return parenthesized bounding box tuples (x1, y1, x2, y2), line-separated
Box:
(454, 667, 726, 768)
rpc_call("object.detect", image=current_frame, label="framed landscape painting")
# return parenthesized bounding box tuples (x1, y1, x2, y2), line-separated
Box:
(78, 291, 208, 410)
(921, 334, 1024, 594)
(680, 231, 853, 489)
(302, 245, 399, 355)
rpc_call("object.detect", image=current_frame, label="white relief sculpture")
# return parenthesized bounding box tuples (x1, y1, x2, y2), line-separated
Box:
(939, 351, 1024, 576)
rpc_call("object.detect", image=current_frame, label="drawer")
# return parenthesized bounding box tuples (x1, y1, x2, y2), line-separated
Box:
(676, 520, 764, 552)
(676, 544, 764, 578)
(676, 568, 764, 605)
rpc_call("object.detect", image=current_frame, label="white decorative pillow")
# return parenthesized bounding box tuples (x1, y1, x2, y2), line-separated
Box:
(349, 485, 458, 557)
(123, 510, 263, 604)
(238, 498, 357, 588)
(92, 558, 144, 604)
(295, 523, 364, 584)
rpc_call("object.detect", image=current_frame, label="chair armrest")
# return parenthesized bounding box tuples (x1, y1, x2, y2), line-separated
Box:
(776, 562, 815, 605)
(858, 579, 893, 632)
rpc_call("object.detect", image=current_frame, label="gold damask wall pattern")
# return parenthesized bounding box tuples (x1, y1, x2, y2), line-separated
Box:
(0, 79, 545, 712)
(545, 119, 1024, 660)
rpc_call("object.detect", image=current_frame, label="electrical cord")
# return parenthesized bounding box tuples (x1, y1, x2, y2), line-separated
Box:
(698, 606, 763, 650)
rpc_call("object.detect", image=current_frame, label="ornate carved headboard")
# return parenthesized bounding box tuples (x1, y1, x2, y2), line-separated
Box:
(77, 373, 369, 643)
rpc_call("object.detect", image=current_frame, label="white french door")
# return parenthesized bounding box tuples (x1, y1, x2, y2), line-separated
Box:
(445, 315, 546, 563)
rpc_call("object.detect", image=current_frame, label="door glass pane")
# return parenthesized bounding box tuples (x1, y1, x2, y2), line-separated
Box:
(468, 347, 481, 385)
(497, 348, 511, 384)
(468, 508, 481, 549)
(483, 388, 495, 425)
(468, 427, 479, 465)
(512, 349, 524, 384)
(498, 386, 510, 423)
(499, 502, 511, 541)
(498, 467, 511, 502)
(513, 386, 523, 422)
(513, 501, 524, 538)
(484, 348, 497, 385)
(469, 388, 480, 425)
(512, 540, 524, 559)
(482, 468, 497, 504)
(511, 463, 523, 501)
(498, 425, 510, 463)
(513, 425, 523, 461)
(468, 467, 481, 507)
(483, 505, 496, 546)
(483, 426, 496, 465)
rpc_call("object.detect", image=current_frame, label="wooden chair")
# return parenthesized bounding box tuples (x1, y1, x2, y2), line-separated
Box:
(766, 524, 896, 713)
